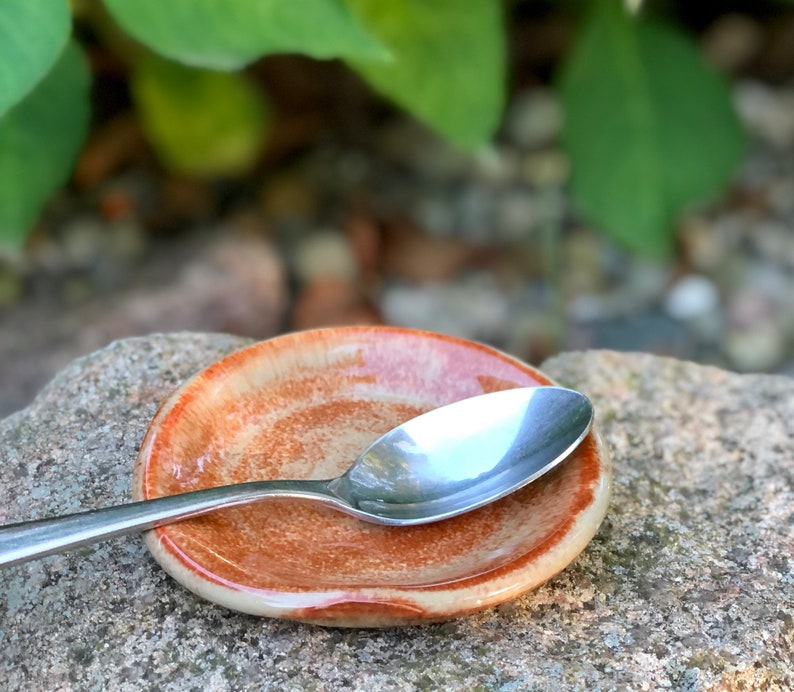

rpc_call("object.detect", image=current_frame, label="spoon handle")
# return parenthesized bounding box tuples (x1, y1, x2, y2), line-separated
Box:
(0, 479, 331, 569)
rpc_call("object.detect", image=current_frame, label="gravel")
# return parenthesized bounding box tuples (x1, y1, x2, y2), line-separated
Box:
(2, 76, 794, 416)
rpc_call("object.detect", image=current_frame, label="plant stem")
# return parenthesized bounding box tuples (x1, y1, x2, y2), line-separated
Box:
(539, 189, 565, 354)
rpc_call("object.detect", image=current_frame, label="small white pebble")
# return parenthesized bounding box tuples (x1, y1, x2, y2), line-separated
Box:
(664, 275, 720, 321)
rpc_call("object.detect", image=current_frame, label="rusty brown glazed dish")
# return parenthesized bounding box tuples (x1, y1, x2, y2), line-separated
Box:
(134, 326, 611, 627)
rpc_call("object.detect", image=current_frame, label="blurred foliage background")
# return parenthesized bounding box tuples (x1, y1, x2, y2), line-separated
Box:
(0, 0, 756, 253)
(1, 0, 794, 415)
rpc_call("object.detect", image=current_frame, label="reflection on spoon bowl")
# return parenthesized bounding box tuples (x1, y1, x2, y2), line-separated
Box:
(335, 386, 593, 523)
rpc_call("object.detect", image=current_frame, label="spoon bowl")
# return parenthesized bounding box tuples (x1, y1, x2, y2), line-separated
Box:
(334, 386, 593, 523)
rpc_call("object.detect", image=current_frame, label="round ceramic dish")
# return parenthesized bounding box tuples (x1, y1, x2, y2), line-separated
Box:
(134, 326, 611, 627)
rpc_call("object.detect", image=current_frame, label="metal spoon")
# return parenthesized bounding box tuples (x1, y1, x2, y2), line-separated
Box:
(0, 386, 593, 569)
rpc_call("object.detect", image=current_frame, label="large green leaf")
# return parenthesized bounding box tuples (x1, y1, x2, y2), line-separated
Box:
(102, 0, 388, 70)
(0, 42, 90, 249)
(346, 0, 506, 149)
(558, 1, 746, 256)
(132, 57, 270, 177)
(0, 0, 71, 116)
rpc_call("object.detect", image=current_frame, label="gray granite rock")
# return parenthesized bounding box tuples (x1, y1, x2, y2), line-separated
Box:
(1, 335, 792, 690)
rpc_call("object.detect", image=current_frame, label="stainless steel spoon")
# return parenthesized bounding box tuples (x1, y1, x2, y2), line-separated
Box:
(0, 386, 593, 569)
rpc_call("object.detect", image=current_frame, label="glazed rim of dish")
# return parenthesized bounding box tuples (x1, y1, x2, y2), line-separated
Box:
(134, 326, 611, 625)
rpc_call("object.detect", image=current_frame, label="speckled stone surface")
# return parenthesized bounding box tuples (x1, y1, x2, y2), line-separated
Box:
(1, 335, 792, 690)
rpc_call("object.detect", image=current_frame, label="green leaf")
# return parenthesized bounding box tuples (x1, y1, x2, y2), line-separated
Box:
(0, 42, 90, 249)
(346, 0, 506, 149)
(132, 57, 270, 177)
(558, 1, 746, 256)
(0, 0, 71, 116)
(102, 0, 388, 70)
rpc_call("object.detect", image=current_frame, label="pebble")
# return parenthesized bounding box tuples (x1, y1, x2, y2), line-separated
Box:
(504, 88, 563, 149)
(291, 276, 380, 330)
(106, 219, 147, 264)
(568, 255, 670, 322)
(664, 275, 721, 321)
(496, 188, 537, 241)
(259, 173, 317, 224)
(562, 231, 608, 298)
(744, 261, 790, 302)
(734, 80, 794, 147)
(504, 310, 561, 364)
(726, 288, 775, 327)
(380, 273, 510, 342)
(376, 121, 472, 181)
(291, 230, 358, 283)
(766, 176, 794, 218)
(532, 187, 568, 227)
(468, 146, 519, 186)
(344, 212, 381, 277)
(411, 195, 457, 238)
(678, 216, 728, 271)
(568, 309, 693, 359)
(379, 222, 477, 282)
(683, 211, 751, 271)
(748, 219, 794, 267)
(724, 319, 787, 372)
(520, 149, 570, 188)
(701, 13, 764, 72)
(735, 145, 783, 192)
(60, 217, 107, 270)
(454, 184, 498, 243)
(623, 259, 671, 305)
(567, 294, 614, 323)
